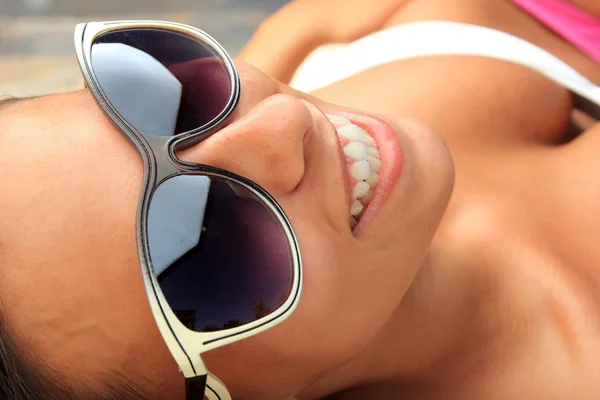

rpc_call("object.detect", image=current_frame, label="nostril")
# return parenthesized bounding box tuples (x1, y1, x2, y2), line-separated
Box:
(176, 93, 315, 197)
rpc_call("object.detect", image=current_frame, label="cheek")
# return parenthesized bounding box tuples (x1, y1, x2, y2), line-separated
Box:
(202, 227, 405, 394)
(236, 227, 397, 364)
(253, 216, 429, 364)
(287, 234, 389, 348)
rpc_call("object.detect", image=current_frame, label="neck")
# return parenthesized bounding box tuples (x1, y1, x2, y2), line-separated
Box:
(298, 244, 500, 399)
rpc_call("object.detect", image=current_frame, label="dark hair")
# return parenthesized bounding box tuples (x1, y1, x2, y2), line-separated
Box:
(0, 313, 163, 400)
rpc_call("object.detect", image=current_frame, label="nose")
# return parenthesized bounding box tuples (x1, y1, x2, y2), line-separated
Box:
(177, 62, 316, 197)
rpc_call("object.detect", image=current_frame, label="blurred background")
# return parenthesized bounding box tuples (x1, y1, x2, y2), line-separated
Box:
(0, 0, 288, 97)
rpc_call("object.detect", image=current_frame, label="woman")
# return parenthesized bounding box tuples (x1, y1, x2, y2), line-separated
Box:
(1, 0, 599, 399)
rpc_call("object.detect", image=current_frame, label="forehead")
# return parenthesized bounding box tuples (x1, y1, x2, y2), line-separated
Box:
(0, 90, 135, 165)
(0, 91, 160, 375)
(0, 89, 142, 274)
(0, 91, 142, 210)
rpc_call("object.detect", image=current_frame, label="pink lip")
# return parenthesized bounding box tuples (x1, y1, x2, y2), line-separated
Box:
(325, 110, 404, 235)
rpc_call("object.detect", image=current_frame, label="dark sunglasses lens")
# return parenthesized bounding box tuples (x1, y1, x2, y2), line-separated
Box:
(147, 175, 295, 332)
(91, 28, 232, 136)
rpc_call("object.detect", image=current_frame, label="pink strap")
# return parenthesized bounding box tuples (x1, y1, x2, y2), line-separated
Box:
(510, 0, 600, 64)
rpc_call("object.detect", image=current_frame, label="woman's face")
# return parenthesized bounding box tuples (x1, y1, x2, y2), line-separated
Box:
(0, 61, 453, 398)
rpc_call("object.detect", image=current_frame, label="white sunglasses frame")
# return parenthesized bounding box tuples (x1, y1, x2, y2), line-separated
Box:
(73, 20, 303, 400)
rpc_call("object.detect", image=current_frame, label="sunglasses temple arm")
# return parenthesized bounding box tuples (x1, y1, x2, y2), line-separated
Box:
(204, 373, 232, 400)
(185, 375, 207, 400)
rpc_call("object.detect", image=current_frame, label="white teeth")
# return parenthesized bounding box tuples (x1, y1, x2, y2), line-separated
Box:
(337, 124, 368, 142)
(325, 114, 352, 125)
(369, 156, 381, 172)
(362, 132, 376, 146)
(343, 142, 368, 161)
(349, 160, 370, 181)
(360, 190, 374, 205)
(353, 181, 370, 198)
(366, 172, 379, 187)
(351, 200, 364, 216)
(329, 117, 381, 228)
(368, 146, 380, 157)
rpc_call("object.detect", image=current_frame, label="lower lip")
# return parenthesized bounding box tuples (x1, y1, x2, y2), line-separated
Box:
(332, 111, 404, 235)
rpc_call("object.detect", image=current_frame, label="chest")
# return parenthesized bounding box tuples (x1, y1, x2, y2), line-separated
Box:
(313, 0, 600, 146)
(315, 54, 577, 148)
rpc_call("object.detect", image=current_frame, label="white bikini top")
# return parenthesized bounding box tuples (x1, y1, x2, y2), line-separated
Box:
(290, 21, 600, 119)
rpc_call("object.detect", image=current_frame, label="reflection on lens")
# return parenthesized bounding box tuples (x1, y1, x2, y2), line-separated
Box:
(147, 175, 294, 332)
(91, 29, 232, 136)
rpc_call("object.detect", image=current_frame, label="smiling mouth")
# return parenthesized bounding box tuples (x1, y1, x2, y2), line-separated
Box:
(326, 114, 382, 228)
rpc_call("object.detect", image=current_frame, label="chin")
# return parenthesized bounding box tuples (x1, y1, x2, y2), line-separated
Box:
(401, 116, 454, 199)
(369, 115, 455, 251)
(399, 116, 454, 216)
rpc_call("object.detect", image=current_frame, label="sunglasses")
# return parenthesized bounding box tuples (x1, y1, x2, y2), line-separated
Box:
(74, 20, 303, 400)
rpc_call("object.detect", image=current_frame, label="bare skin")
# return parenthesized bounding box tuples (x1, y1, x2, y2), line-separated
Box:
(293, 1, 600, 399)
(0, 0, 599, 399)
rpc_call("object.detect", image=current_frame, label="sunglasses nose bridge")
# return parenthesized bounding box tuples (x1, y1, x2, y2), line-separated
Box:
(145, 134, 182, 182)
